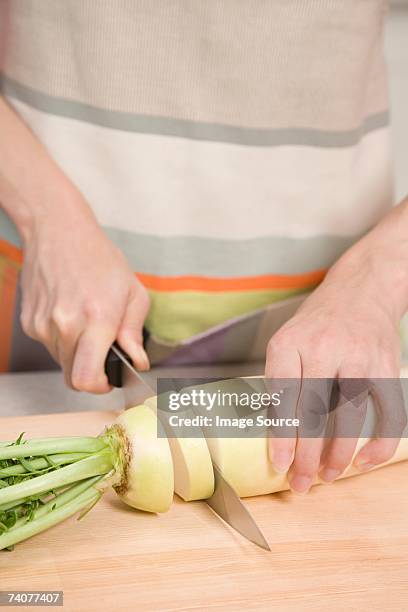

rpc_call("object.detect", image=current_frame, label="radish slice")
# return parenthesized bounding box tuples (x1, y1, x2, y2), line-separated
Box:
(145, 397, 214, 501)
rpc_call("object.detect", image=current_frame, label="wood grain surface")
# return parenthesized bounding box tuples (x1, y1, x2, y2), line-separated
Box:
(1, 410, 408, 611)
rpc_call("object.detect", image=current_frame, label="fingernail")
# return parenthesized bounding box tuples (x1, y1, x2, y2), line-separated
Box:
(354, 461, 375, 472)
(135, 345, 150, 371)
(271, 449, 294, 474)
(320, 468, 340, 483)
(289, 475, 312, 494)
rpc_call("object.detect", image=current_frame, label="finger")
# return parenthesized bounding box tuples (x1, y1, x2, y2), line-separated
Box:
(49, 305, 84, 388)
(71, 324, 116, 393)
(354, 438, 400, 472)
(21, 293, 58, 366)
(320, 377, 368, 482)
(354, 377, 407, 470)
(265, 339, 301, 473)
(54, 330, 81, 389)
(20, 288, 43, 340)
(117, 290, 150, 371)
(288, 361, 334, 493)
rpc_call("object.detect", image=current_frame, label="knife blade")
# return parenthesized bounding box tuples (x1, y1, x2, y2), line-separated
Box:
(206, 463, 270, 551)
(105, 344, 270, 551)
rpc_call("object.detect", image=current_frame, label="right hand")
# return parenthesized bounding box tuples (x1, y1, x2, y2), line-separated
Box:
(20, 201, 150, 393)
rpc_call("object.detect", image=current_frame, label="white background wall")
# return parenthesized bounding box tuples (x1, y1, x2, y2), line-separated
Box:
(385, 8, 408, 201)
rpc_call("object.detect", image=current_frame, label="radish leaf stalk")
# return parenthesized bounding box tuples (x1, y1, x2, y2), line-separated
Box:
(0, 432, 118, 551)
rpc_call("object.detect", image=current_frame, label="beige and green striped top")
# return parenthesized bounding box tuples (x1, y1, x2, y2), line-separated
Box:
(0, 0, 393, 346)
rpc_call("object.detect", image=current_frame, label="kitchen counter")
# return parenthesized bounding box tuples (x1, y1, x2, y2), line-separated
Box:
(1, 408, 408, 611)
(0, 363, 264, 417)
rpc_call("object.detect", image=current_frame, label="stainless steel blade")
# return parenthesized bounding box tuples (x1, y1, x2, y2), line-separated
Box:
(206, 463, 270, 551)
(111, 344, 157, 408)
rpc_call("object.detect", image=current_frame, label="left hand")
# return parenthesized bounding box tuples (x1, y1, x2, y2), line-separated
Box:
(266, 200, 408, 493)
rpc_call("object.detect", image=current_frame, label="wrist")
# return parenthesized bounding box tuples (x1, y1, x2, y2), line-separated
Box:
(3, 178, 98, 248)
(327, 204, 408, 323)
(0, 96, 98, 246)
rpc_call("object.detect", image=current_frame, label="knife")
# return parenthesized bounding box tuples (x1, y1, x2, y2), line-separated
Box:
(105, 344, 270, 551)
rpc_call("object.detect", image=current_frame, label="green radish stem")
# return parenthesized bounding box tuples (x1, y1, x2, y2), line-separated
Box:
(0, 487, 102, 550)
(0, 437, 106, 460)
(0, 484, 69, 513)
(12, 476, 104, 530)
(0, 429, 126, 551)
(0, 449, 114, 507)
(0, 453, 91, 477)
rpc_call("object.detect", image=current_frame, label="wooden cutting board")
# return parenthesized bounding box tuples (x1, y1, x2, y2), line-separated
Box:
(1, 410, 408, 612)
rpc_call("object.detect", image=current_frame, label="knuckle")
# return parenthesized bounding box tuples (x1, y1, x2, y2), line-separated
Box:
(51, 307, 76, 336)
(292, 449, 321, 477)
(340, 360, 370, 380)
(117, 327, 140, 347)
(347, 336, 366, 355)
(32, 315, 49, 342)
(292, 465, 316, 480)
(313, 328, 336, 349)
(324, 446, 355, 472)
(83, 300, 108, 322)
(302, 327, 332, 352)
(328, 458, 350, 473)
(267, 331, 290, 355)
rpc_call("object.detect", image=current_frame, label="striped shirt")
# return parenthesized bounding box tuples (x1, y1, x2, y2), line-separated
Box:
(0, 0, 393, 370)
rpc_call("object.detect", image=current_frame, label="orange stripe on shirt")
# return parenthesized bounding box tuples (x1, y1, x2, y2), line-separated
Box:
(0, 261, 19, 372)
(0, 239, 23, 265)
(0, 238, 326, 292)
(137, 269, 326, 292)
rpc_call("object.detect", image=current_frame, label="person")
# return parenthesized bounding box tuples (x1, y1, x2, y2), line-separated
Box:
(0, 1, 407, 494)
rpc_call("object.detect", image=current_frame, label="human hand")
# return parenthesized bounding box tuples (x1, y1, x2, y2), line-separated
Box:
(20, 199, 150, 393)
(0, 96, 150, 393)
(266, 202, 408, 492)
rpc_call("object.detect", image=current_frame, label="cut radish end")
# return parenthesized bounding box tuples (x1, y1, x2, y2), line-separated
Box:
(112, 405, 174, 513)
(145, 396, 214, 501)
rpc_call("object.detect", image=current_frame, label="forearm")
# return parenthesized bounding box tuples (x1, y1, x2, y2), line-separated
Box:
(267, 199, 408, 488)
(0, 95, 96, 245)
(323, 198, 408, 322)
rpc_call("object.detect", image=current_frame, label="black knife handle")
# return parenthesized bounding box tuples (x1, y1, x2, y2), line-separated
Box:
(105, 345, 123, 388)
(142, 327, 150, 347)
(105, 328, 150, 388)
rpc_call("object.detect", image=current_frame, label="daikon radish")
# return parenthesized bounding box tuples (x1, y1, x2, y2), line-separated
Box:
(0, 406, 174, 550)
(203, 434, 408, 497)
(2, 369, 408, 551)
(145, 396, 214, 501)
(182, 371, 408, 496)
